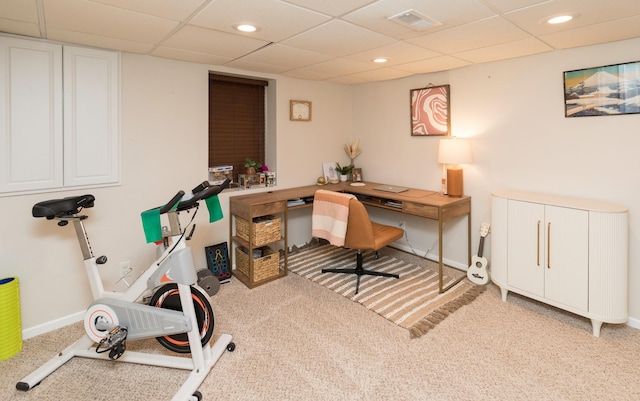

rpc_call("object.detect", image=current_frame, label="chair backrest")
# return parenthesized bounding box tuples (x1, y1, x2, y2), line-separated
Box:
(344, 199, 375, 250)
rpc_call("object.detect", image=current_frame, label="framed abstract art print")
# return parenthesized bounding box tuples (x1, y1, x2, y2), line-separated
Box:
(410, 84, 450, 136)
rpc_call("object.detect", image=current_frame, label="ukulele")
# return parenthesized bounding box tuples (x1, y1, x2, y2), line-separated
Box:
(467, 223, 490, 285)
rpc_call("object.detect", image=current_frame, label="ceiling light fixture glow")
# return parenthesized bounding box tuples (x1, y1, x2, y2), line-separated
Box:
(235, 24, 259, 32)
(373, 57, 388, 63)
(546, 14, 575, 24)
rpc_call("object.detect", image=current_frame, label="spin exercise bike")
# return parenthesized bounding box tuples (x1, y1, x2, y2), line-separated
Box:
(17, 179, 235, 401)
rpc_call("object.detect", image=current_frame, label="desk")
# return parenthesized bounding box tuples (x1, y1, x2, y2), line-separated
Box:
(229, 182, 471, 292)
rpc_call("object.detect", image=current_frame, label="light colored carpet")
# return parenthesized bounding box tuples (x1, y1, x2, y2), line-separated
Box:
(2, 247, 640, 400)
(287, 243, 485, 338)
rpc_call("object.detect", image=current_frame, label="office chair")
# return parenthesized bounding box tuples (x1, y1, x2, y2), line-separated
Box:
(314, 191, 404, 294)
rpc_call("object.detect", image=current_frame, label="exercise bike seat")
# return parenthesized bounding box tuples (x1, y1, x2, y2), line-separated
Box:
(32, 195, 95, 219)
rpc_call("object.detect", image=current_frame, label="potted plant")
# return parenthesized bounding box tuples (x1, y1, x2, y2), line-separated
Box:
(335, 163, 353, 181)
(244, 158, 262, 174)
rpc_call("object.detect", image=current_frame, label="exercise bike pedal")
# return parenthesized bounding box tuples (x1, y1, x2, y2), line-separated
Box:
(96, 325, 128, 360)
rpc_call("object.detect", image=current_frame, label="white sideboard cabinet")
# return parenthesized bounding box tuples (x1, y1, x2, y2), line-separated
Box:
(491, 190, 628, 337)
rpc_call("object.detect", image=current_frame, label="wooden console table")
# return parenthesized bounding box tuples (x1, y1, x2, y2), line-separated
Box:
(229, 182, 471, 292)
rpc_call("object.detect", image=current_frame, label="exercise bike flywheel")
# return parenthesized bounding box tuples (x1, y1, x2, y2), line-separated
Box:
(149, 283, 214, 353)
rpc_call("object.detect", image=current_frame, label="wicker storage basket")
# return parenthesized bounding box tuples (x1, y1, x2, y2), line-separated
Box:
(235, 246, 280, 282)
(236, 215, 281, 246)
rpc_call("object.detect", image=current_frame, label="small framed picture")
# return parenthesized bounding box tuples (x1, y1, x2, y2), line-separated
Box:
(322, 161, 338, 183)
(290, 100, 312, 121)
(352, 168, 363, 182)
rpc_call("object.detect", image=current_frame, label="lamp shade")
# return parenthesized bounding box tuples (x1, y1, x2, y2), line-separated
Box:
(438, 138, 472, 165)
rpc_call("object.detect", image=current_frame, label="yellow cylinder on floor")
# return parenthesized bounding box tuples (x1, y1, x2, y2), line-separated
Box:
(0, 277, 22, 360)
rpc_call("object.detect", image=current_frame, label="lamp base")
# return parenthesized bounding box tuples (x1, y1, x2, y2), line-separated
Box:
(446, 168, 464, 197)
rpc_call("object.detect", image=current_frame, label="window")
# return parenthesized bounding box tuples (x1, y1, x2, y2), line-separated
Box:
(208, 73, 268, 182)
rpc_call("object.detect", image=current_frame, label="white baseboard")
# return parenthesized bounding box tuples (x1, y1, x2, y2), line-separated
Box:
(389, 243, 468, 271)
(22, 311, 84, 340)
(627, 316, 640, 330)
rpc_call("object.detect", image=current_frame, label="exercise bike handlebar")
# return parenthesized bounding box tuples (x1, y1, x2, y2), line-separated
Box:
(159, 190, 186, 215)
(176, 178, 231, 211)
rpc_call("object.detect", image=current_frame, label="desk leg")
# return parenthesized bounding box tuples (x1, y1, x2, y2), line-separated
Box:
(438, 208, 472, 294)
(467, 208, 472, 267)
(438, 215, 444, 293)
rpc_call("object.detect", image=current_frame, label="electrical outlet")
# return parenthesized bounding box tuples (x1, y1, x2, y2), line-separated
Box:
(119, 261, 131, 277)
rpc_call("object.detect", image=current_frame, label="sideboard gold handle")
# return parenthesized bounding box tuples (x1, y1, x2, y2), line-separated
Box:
(537, 220, 541, 266)
(547, 222, 551, 269)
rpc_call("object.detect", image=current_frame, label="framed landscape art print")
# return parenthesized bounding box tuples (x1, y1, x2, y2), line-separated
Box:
(564, 61, 640, 117)
(410, 84, 450, 136)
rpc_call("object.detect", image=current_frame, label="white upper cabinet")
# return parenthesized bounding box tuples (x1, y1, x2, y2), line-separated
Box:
(0, 35, 119, 195)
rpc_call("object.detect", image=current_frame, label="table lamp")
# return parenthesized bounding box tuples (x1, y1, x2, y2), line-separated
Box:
(438, 137, 472, 197)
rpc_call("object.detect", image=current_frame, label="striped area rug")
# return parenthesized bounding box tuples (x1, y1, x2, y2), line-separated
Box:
(287, 243, 485, 338)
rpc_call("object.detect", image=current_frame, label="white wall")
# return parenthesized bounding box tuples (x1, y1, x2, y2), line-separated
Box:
(351, 37, 640, 321)
(2, 36, 639, 337)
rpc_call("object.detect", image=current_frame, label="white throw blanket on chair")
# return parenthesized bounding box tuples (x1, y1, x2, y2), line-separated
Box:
(312, 189, 356, 247)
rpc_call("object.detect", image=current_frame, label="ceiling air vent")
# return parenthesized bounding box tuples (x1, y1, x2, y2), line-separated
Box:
(387, 9, 441, 31)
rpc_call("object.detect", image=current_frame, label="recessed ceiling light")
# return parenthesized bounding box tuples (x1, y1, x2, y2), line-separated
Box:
(234, 24, 259, 33)
(373, 57, 388, 63)
(545, 14, 577, 24)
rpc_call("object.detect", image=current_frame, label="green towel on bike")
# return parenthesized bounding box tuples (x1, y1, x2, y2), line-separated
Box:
(141, 207, 162, 243)
(206, 195, 223, 223)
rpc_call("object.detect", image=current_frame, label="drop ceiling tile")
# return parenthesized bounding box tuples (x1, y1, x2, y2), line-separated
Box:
(482, 0, 548, 13)
(89, 0, 208, 21)
(282, 20, 396, 57)
(43, 0, 179, 44)
(46, 28, 155, 53)
(238, 43, 333, 70)
(539, 15, 640, 49)
(395, 55, 471, 74)
(151, 46, 233, 65)
(345, 67, 414, 82)
(191, 0, 331, 42)
(163, 25, 270, 58)
(281, 69, 337, 81)
(0, 20, 41, 38)
(298, 57, 378, 75)
(454, 37, 552, 63)
(344, 41, 441, 66)
(505, 0, 640, 36)
(224, 59, 289, 74)
(0, 0, 40, 23)
(281, 0, 376, 17)
(343, 0, 495, 39)
(408, 16, 531, 54)
(326, 75, 368, 85)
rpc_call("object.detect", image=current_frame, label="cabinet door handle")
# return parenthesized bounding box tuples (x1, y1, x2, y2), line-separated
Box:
(547, 222, 551, 269)
(537, 220, 541, 266)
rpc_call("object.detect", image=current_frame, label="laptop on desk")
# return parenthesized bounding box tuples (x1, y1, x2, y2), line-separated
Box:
(373, 184, 409, 194)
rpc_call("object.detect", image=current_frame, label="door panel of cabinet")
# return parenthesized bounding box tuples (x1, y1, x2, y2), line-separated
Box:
(507, 200, 544, 296)
(544, 205, 588, 311)
(63, 45, 119, 187)
(0, 37, 63, 192)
